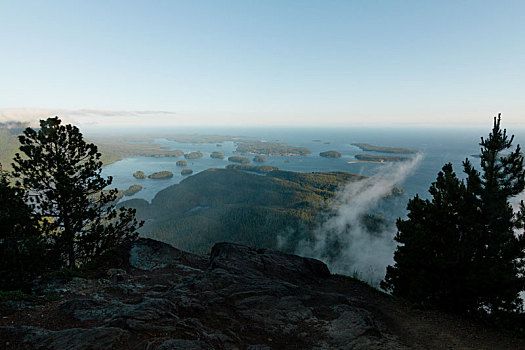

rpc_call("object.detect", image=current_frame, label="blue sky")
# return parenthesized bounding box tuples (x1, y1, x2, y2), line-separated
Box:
(1, 1, 524, 126)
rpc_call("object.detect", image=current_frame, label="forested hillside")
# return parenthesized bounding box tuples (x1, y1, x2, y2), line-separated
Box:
(121, 168, 393, 254)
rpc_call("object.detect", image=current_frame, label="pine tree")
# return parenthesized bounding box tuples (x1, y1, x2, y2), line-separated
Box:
(382, 114, 525, 314)
(12, 117, 143, 268)
(0, 165, 47, 290)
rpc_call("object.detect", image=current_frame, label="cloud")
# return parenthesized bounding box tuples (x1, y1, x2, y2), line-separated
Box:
(295, 154, 423, 287)
(0, 108, 178, 128)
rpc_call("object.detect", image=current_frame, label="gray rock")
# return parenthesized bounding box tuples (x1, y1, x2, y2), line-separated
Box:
(59, 298, 118, 321)
(210, 242, 331, 283)
(2, 326, 128, 350)
(157, 339, 213, 350)
(130, 238, 207, 271)
(107, 297, 179, 331)
(2, 239, 407, 349)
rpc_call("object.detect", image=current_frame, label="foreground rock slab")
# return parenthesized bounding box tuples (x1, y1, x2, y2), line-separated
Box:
(1, 238, 523, 349)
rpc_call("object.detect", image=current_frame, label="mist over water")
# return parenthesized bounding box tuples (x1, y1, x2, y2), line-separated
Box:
(295, 154, 423, 287)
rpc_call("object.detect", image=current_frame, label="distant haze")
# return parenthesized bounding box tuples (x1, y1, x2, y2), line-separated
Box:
(1, 108, 525, 130)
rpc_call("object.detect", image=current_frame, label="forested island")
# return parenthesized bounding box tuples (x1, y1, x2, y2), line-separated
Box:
(353, 154, 409, 162)
(210, 151, 225, 159)
(133, 171, 146, 179)
(120, 168, 401, 254)
(235, 141, 311, 156)
(226, 164, 279, 173)
(176, 160, 188, 166)
(320, 150, 342, 158)
(253, 155, 266, 162)
(122, 184, 143, 196)
(181, 169, 193, 175)
(184, 151, 203, 159)
(148, 171, 174, 179)
(352, 143, 418, 154)
(228, 156, 251, 164)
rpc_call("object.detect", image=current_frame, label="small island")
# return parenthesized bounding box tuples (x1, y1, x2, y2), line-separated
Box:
(352, 143, 418, 154)
(253, 155, 266, 163)
(320, 150, 342, 158)
(181, 169, 193, 175)
(228, 156, 251, 164)
(352, 154, 409, 163)
(226, 164, 279, 174)
(148, 171, 174, 179)
(211, 151, 225, 159)
(133, 171, 146, 179)
(176, 160, 188, 166)
(122, 184, 143, 197)
(184, 151, 203, 159)
(216, 144, 222, 147)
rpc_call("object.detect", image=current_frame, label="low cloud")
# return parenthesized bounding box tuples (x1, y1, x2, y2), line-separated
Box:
(295, 154, 423, 287)
(0, 108, 178, 128)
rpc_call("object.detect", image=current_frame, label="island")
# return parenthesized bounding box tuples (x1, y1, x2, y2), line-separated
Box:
(181, 169, 193, 175)
(133, 171, 146, 179)
(216, 144, 222, 147)
(176, 160, 188, 166)
(184, 151, 203, 159)
(122, 184, 143, 197)
(352, 143, 418, 154)
(235, 141, 311, 156)
(148, 171, 174, 179)
(226, 164, 279, 173)
(121, 168, 402, 255)
(351, 154, 409, 163)
(210, 151, 225, 159)
(228, 156, 251, 164)
(253, 155, 266, 163)
(320, 150, 342, 158)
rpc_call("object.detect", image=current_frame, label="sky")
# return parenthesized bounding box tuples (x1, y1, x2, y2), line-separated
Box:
(1, 0, 525, 127)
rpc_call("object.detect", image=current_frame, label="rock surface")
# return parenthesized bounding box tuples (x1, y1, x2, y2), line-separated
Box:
(1, 238, 523, 349)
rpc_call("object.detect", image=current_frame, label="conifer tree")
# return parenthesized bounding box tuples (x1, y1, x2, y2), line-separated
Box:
(0, 165, 47, 290)
(382, 114, 525, 314)
(13, 117, 142, 268)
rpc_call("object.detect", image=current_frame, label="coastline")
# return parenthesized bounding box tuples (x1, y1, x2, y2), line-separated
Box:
(347, 160, 385, 164)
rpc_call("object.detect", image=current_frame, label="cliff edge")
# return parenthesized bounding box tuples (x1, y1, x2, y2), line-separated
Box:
(1, 239, 523, 349)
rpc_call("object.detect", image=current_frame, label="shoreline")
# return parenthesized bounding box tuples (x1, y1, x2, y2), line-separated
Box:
(347, 160, 385, 164)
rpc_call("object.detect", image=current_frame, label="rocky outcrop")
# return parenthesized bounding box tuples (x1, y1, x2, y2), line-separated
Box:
(0, 238, 481, 349)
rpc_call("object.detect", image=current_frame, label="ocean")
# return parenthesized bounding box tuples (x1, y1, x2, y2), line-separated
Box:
(96, 125, 525, 207)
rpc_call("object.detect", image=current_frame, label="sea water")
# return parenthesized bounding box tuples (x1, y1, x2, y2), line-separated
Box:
(97, 126, 525, 216)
